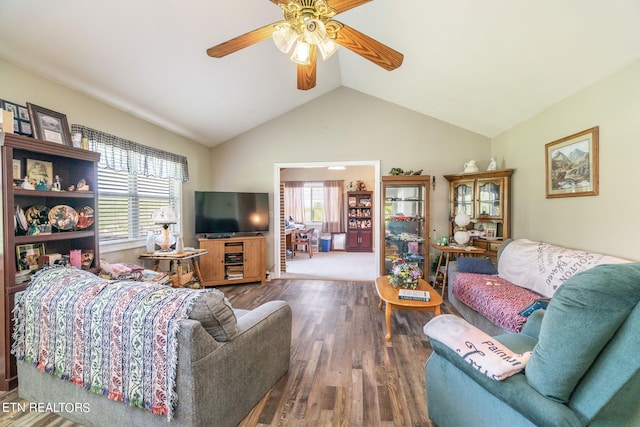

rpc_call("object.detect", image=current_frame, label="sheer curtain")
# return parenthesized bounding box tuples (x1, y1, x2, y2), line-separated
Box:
(283, 181, 305, 224)
(323, 180, 344, 233)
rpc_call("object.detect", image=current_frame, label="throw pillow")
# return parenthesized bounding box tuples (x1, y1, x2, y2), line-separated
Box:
(189, 288, 238, 341)
(457, 257, 498, 275)
(423, 314, 531, 380)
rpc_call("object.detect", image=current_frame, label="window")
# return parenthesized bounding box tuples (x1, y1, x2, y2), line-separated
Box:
(303, 182, 324, 222)
(70, 124, 189, 247)
(98, 169, 181, 242)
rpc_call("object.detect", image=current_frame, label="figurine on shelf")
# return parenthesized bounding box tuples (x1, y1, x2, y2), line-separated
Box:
(487, 158, 497, 171)
(27, 223, 40, 236)
(76, 178, 90, 191)
(35, 179, 49, 191)
(52, 175, 62, 191)
(20, 176, 35, 190)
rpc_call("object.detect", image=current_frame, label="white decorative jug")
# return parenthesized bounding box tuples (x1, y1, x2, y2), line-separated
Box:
(463, 160, 479, 173)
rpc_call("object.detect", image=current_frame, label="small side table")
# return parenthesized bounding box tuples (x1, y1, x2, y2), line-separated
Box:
(139, 249, 208, 287)
(431, 244, 486, 297)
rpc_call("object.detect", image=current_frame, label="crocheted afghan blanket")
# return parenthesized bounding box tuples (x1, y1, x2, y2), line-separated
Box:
(12, 267, 201, 419)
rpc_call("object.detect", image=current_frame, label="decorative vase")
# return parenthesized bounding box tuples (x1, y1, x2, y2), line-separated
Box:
(454, 229, 471, 246)
(463, 160, 479, 173)
(389, 262, 422, 290)
(453, 206, 471, 246)
(391, 277, 418, 289)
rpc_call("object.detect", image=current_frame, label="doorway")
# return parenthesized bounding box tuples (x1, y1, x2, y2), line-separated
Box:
(273, 160, 381, 280)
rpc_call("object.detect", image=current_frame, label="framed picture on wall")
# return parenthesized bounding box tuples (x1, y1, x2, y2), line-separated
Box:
(16, 243, 46, 271)
(545, 126, 599, 198)
(1, 99, 33, 136)
(12, 159, 22, 180)
(26, 159, 53, 187)
(27, 103, 71, 145)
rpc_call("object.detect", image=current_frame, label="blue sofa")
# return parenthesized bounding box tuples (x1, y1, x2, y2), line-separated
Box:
(425, 262, 640, 426)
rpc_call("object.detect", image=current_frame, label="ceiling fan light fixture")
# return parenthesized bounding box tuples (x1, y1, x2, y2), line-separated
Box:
(206, 0, 403, 90)
(318, 37, 339, 60)
(291, 40, 311, 65)
(303, 19, 327, 45)
(273, 23, 297, 54)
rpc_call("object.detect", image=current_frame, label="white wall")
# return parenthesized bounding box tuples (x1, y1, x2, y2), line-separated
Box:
(209, 87, 492, 268)
(0, 59, 211, 263)
(492, 59, 640, 260)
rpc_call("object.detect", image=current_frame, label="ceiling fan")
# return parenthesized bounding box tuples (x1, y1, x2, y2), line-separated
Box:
(206, 0, 403, 90)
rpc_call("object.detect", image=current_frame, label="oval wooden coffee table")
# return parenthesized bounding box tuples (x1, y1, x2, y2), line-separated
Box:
(375, 276, 443, 342)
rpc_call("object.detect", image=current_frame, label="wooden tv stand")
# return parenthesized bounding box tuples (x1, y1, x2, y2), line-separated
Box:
(198, 235, 266, 286)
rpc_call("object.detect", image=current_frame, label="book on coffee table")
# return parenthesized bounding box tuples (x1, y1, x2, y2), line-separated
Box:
(398, 289, 430, 301)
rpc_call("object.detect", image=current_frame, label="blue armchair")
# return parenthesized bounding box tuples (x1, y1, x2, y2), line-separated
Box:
(425, 263, 640, 426)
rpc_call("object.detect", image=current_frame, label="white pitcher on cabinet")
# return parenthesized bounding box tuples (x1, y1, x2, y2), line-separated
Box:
(463, 160, 479, 173)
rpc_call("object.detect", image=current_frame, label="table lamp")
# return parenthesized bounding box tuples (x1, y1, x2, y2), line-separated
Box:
(152, 207, 178, 251)
(453, 206, 471, 246)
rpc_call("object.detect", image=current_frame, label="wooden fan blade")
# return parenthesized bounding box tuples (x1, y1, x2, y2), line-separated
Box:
(334, 23, 403, 70)
(207, 23, 277, 58)
(297, 45, 317, 90)
(329, 0, 371, 14)
(269, 0, 290, 4)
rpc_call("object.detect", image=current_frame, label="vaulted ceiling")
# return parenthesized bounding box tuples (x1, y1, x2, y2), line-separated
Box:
(1, 1, 639, 147)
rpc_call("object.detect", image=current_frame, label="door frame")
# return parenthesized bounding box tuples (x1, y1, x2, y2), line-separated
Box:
(273, 160, 381, 278)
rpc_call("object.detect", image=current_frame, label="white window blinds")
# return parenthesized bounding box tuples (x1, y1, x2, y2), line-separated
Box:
(72, 125, 185, 243)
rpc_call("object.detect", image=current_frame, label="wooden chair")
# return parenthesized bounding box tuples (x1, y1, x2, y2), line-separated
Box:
(293, 228, 315, 258)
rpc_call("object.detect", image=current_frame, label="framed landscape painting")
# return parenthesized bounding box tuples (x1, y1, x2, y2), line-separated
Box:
(545, 127, 599, 198)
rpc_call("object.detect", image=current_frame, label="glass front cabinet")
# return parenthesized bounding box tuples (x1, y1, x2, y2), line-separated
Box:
(444, 169, 514, 258)
(380, 175, 431, 277)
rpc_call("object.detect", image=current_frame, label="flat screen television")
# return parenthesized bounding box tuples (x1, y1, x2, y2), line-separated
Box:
(195, 191, 269, 236)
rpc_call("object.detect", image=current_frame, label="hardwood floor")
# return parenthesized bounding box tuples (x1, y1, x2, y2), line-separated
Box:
(0, 279, 457, 426)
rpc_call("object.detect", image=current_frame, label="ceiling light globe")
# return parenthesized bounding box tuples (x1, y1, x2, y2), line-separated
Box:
(273, 24, 297, 53)
(291, 40, 311, 65)
(303, 19, 327, 45)
(318, 38, 339, 60)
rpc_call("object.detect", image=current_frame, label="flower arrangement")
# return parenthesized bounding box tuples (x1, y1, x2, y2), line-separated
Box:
(389, 261, 422, 289)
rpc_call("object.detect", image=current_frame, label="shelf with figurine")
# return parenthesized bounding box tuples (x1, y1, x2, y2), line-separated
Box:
(381, 174, 431, 277)
(1, 132, 101, 391)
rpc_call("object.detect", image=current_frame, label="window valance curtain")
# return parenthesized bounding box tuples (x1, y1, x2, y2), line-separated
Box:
(71, 124, 189, 182)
